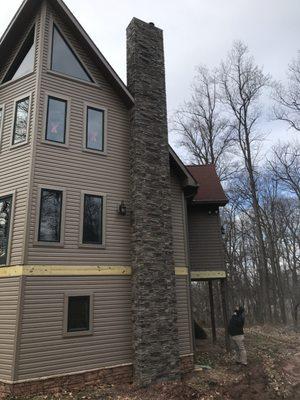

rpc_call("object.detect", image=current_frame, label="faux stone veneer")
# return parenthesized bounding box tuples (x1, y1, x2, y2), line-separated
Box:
(127, 18, 180, 386)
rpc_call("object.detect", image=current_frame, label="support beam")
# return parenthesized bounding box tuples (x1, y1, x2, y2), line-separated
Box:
(220, 279, 230, 352)
(208, 280, 216, 344)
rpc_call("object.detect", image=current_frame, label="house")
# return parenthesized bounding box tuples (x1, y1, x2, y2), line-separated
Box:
(0, 0, 228, 398)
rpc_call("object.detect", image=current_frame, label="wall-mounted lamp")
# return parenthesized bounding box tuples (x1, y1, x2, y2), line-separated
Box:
(221, 226, 226, 235)
(118, 201, 127, 216)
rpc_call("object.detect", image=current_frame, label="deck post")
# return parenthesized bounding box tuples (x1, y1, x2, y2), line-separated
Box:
(208, 280, 217, 344)
(220, 278, 230, 352)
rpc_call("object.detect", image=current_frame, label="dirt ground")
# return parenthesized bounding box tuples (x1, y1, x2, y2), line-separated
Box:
(12, 326, 300, 400)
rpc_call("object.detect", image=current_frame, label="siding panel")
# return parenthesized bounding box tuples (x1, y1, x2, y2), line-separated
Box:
(0, 277, 20, 381)
(176, 276, 193, 355)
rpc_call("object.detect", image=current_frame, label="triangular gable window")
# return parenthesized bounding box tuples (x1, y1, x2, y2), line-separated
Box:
(51, 25, 93, 83)
(2, 27, 35, 83)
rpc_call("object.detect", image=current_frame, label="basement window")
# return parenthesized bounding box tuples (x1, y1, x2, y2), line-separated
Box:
(64, 294, 93, 337)
(2, 27, 35, 84)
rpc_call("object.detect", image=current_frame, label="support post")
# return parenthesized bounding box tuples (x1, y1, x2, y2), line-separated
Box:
(220, 279, 230, 352)
(208, 280, 217, 344)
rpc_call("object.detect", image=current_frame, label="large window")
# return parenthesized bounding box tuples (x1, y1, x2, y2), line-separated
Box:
(38, 188, 63, 243)
(85, 106, 105, 152)
(2, 27, 35, 84)
(64, 293, 93, 337)
(12, 96, 30, 146)
(0, 105, 4, 144)
(0, 195, 13, 266)
(45, 96, 67, 144)
(81, 193, 104, 246)
(51, 25, 93, 83)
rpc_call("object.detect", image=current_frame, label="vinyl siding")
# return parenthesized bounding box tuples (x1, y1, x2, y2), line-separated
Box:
(188, 206, 225, 271)
(0, 277, 20, 381)
(17, 276, 132, 380)
(0, 9, 42, 265)
(176, 276, 193, 355)
(27, 2, 131, 265)
(171, 171, 187, 266)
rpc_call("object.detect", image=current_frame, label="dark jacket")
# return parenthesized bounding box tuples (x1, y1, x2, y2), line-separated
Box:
(228, 311, 245, 336)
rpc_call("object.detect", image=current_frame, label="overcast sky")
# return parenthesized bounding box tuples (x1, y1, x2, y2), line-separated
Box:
(1, 0, 299, 158)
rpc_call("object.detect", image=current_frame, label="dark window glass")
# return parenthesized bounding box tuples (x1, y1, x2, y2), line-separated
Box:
(3, 28, 35, 83)
(38, 189, 62, 242)
(0, 107, 3, 130)
(51, 26, 92, 83)
(67, 296, 90, 332)
(86, 107, 104, 151)
(82, 194, 103, 244)
(13, 97, 30, 145)
(46, 97, 67, 143)
(0, 196, 12, 266)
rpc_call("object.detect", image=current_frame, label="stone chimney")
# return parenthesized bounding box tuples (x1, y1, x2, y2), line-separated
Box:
(127, 18, 180, 386)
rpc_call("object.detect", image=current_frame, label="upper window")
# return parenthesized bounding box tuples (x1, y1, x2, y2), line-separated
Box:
(51, 25, 93, 83)
(38, 188, 63, 243)
(82, 193, 104, 245)
(45, 96, 67, 144)
(12, 96, 30, 146)
(0, 105, 4, 138)
(85, 106, 105, 152)
(2, 27, 35, 84)
(0, 195, 13, 266)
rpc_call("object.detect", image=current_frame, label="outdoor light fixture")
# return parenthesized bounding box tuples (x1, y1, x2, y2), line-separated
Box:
(118, 201, 127, 216)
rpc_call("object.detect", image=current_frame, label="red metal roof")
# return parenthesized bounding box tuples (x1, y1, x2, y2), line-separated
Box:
(186, 165, 228, 206)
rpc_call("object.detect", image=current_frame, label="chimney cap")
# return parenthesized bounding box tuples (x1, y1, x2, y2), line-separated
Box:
(149, 22, 155, 27)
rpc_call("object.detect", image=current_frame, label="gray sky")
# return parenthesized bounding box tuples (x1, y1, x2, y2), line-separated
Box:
(1, 0, 299, 158)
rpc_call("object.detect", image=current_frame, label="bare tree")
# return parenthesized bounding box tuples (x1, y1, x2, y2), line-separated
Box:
(273, 53, 300, 131)
(268, 141, 300, 201)
(219, 41, 272, 322)
(173, 66, 236, 181)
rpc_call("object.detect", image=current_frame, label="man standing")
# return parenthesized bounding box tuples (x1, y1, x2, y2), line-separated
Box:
(228, 306, 247, 366)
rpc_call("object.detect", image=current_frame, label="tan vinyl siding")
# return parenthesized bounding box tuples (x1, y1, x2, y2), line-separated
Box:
(27, 2, 131, 265)
(0, 277, 20, 381)
(0, 9, 42, 265)
(188, 206, 225, 271)
(17, 276, 132, 380)
(176, 276, 193, 355)
(171, 171, 187, 266)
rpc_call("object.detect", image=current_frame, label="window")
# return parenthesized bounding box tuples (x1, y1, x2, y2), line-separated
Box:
(85, 106, 105, 152)
(0, 105, 4, 144)
(12, 96, 30, 146)
(64, 293, 93, 336)
(2, 27, 35, 84)
(0, 195, 13, 266)
(45, 96, 67, 144)
(38, 188, 63, 243)
(51, 25, 93, 83)
(81, 193, 104, 246)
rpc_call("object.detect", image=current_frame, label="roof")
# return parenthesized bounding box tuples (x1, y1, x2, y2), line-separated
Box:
(0, 0, 134, 107)
(169, 147, 198, 189)
(186, 165, 228, 206)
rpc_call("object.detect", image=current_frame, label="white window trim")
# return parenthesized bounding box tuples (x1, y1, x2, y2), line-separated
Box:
(0, 190, 16, 267)
(10, 92, 33, 149)
(47, 18, 96, 86)
(34, 185, 66, 247)
(79, 190, 106, 249)
(0, 104, 5, 151)
(41, 91, 71, 148)
(82, 102, 107, 155)
(63, 291, 94, 338)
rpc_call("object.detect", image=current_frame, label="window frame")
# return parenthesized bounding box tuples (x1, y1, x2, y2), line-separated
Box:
(83, 102, 107, 155)
(63, 291, 94, 337)
(47, 19, 96, 86)
(0, 104, 5, 151)
(42, 92, 70, 148)
(1, 24, 36, 87)
(0, 190, 16, 267)
(34, 185, 66, 247)
(10, 93, 32, 149)
(79, 190, 106, 249)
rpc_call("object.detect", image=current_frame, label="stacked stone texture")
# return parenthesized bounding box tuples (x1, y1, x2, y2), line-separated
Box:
(127, 18, 180, 386)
